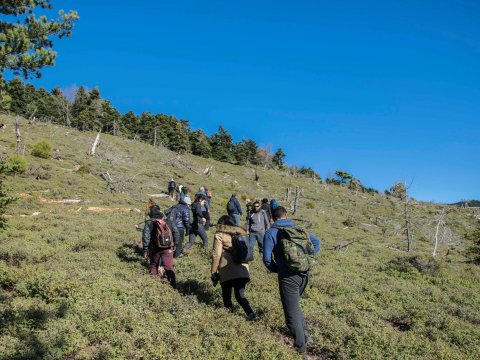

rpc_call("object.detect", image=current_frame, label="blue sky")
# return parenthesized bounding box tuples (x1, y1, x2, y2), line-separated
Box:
(25, 0, 479, 203)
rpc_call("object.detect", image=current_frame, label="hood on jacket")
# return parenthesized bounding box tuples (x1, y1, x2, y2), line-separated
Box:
(216, 224, 247, 236)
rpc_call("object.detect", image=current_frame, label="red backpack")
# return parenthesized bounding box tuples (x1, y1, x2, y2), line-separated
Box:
(152, 219, 173, 249)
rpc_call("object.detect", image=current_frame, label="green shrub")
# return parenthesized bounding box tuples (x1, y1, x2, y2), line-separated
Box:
(466, 226, 480, 264)
(8, 154, 28, 174)
(305, 201, 315, 209)
(31, 141, 53, 159)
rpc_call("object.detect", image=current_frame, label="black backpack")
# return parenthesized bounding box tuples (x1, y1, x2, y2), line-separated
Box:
(164, 206, 178, 231)
(227, 199, 236, 213)
(231, 234, 253, 263)
(168, 180, 176, 189)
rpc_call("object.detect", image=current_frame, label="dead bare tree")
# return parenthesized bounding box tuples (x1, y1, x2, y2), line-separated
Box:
(89, 132, 101, 155)
(404, 180, 414, 252)
(292, 186, 301, 215)
(433, 208, 446, 257)
(285, 185, 292, 202)
(15, 116, 21, 154)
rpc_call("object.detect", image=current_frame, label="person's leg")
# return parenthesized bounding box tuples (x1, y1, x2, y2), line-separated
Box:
(183, 228, 197, 251)
(279, 275, 308, 353)
(148, 249, 161, 276)
(197, 224, 208, 248)
(254, 232, 265, 253)
(160, 249, 176, 288)
(248, 233, 257, 253)
(221, 281, 234, 311)
(233, 279, 254, 316)
(174, 228, 185, 257)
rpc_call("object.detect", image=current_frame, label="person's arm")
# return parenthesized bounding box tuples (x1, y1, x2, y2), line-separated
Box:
(309, 233, 321, 254)
(234, 198, 242, 215)
(263, 230, 278, 273)
(263, 211, 270, 231)
(142, 221, 152, 256)
(211, 232, 223, 275)
(182, 207, 190, 229)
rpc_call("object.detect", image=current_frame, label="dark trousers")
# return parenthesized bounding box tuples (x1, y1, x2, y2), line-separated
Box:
(249, 231, 265, 253)
(279, 272, 310, 353)
(184, 223, 208, 250)
(173, 228, 185, 257)
(148, 247, 176, 288)
(221, 278, 254, 316)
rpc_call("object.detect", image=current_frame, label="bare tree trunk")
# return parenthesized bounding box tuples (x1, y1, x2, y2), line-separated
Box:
(89, 132, 101, 155)
(293, 186, 301, 215)
(286, 185, 292, 202)
(433, 208, 446, 257)
(153, 124, 157, 147)
(15, 116, 21, 155)
(405, 185, 413, 252)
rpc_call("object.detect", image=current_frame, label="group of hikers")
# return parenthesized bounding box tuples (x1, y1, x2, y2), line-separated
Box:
(139, 179, 320, 355)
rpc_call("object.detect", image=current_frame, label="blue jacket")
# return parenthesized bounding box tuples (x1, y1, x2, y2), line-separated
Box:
(227, 196, 242, 215)
(174, 202, 190, 230)
(263, 219, 320, 277)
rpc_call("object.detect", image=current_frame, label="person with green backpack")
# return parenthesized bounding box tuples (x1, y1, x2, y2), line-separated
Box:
(263, 206, 320, 355)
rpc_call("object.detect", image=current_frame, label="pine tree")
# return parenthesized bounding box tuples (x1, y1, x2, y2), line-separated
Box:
(234, 139, 258, 165)
(190, 129, 212, 158)
(210, 126, 234, 162)
(5, 78, 26, 115)
(272, 148, 285, 168)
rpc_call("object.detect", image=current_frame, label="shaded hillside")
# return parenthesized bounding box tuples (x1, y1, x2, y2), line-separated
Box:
(0, 115, 479, 359)
(450, 200, 480, 207)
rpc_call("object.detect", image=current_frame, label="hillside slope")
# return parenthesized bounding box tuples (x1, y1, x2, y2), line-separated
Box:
(1, 115, 479, 359)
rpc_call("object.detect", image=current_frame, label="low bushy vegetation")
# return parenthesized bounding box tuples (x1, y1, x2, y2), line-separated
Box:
(0, 115, 479, 359)
(8, 154, 28, 174)
(31, 140, 52, 159)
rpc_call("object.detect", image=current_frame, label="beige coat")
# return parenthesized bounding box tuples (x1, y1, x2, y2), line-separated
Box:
(211, 224, 250, 283)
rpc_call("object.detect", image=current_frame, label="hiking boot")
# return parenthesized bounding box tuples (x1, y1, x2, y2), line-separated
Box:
(247, 313, 258, 322)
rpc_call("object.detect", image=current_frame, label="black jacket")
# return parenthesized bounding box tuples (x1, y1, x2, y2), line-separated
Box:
(142, 215, 162, 251)
(174, 201, 190, 230)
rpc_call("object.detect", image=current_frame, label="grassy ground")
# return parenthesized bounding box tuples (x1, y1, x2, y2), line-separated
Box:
(0, 115, 479, 359)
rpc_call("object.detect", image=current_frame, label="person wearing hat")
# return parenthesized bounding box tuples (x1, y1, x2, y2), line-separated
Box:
(142, 205, 177, 288)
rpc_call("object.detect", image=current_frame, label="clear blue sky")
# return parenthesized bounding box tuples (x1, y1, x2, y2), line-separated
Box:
(28, 0, 480, 203)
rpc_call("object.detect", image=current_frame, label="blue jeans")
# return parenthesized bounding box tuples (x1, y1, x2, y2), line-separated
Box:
(249, 231, 265, 253)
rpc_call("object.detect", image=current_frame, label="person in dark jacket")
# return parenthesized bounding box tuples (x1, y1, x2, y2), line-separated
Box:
(183, 194, 209, 252)
(142, 205, 176, 288)
(168, 178, 176, 200)
(247, 201, 270, 253)
(263, 206, 320, 354)
(261, 198, 272, 223)
(226, 194, 243, 226)
(171, 199, 190, 258)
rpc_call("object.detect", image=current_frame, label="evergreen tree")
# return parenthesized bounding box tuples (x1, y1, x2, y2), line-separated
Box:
(335, 170, 353, 183)
(100, 100, 120, 135)
(71, 86, 89, 129)
(35, 87, 58, 121)
(0, 160, 15, 230)
(190, 129, 212, 158)
(0, 1, 78, 80)
(210, 126, 234, 162)
(5, 78, 26, 115)
(234, 139, 258, 165)
(119, 111, 139, 139)
(168, 119, 191, 153)
(272, 148, 285, 168)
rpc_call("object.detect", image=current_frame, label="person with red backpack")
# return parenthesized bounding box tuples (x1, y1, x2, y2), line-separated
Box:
(142, 205, 177, 288)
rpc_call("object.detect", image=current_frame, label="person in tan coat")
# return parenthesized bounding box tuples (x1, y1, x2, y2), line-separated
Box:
(211, 215, 257, 321)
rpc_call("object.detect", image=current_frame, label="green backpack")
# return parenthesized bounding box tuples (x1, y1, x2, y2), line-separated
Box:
(273, 225, 315, 272)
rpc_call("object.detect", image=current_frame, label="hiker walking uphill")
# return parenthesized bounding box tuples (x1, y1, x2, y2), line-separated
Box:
(165, 199, 190, 258)
(263, 206, 320, 355)
(183, 193, 209, 252)
(142, 205, 177, 288)
(211, 215, 257, 321)
(247, 201, 270, 253)
(168, 178, 176, 200)
(226, 194, 243, 226)
(197, 186, 211, 231)
(261, 198, 273, 223)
